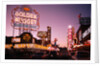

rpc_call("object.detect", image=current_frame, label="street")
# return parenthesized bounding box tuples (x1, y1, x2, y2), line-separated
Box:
(5, 48, 90, 60)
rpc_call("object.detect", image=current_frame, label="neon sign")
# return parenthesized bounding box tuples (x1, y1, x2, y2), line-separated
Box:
(82, 27, 90, 38)
(12, 38, 21, 43)
(11, 6, 40, 31)
(37, 31, 47, 38)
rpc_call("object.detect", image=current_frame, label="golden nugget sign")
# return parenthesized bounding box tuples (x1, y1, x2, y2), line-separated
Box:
(11, 6, 40, 31)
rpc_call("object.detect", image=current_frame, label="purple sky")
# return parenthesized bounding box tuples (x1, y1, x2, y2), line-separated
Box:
(6, 4, 91, 47)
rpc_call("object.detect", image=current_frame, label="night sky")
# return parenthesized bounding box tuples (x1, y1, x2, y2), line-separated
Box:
(6, 4, 91, 47)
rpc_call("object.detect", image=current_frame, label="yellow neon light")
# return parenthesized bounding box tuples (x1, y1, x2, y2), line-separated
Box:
(6, 44, 48, 50)
(5, 44, 13, 49)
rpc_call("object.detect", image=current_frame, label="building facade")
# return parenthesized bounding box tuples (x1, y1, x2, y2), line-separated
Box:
(76, 16, 91, 44)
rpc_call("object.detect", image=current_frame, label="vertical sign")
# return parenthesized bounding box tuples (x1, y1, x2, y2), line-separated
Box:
(68, 25, 73, 50)
(47, 26, 51, 44)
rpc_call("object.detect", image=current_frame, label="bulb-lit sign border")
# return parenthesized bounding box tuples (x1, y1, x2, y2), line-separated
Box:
(11, 6, 40, 31)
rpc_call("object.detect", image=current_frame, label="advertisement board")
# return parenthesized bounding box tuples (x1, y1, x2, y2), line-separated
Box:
(37, 31, 47, 38)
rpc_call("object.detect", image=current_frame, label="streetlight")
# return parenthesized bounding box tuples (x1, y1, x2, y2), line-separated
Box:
(68, 25, 72, 28)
